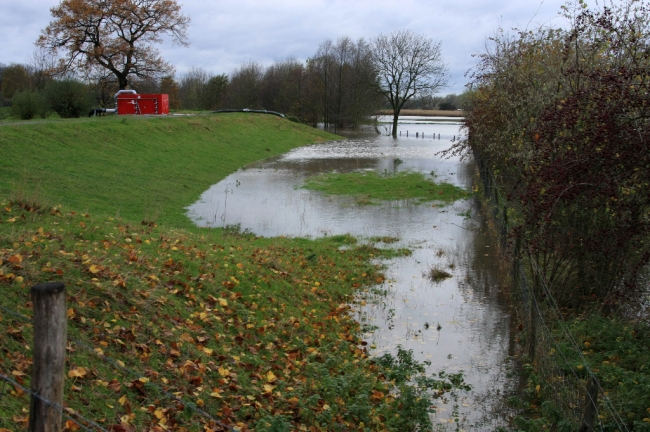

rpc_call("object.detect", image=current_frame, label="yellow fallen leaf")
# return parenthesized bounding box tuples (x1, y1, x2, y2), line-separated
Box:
(154, 409, 164, 419)
(219, 298, 228, 307)
(118, 395, 127, 406)
(88, 265, 100, 274)
(179, 333, 194, 343)
(218, 367, 230, 377)
(266, 371, 277, 383)
(263, 384, 274, 393)
(203, 347, 214, 356)
(68, 367, 87, 379)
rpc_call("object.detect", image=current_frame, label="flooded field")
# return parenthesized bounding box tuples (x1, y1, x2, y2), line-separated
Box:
(187, 116, 519, 430)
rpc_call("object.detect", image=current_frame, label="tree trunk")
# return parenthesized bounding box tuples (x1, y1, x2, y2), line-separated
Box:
(391, 110, 399, 138)
(118, 74, 128, 90)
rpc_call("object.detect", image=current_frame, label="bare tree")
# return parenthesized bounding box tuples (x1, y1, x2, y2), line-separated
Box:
(371, 30, 448, 137)
(29, 47, 58, 90)
(226, 62, 263, 109)
(179, 67, 209, 110)
(37, 0, 189, 90)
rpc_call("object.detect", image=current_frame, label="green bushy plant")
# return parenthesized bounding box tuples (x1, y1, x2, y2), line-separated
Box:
(44, 79, 92, 118)
(11, 90, 47, 120)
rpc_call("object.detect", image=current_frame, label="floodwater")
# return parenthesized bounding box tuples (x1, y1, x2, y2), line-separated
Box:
(187, 116, 519, 430)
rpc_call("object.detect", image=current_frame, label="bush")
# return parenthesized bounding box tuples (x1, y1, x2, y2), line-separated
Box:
(44, 79, 92, 118)
(11, 90, 47, 120)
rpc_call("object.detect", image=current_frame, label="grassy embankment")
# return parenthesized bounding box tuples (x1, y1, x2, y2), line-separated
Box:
(0, 114, 462, 431)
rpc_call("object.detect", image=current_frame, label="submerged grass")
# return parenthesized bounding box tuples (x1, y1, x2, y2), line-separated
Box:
(0, 115, 469, 431)
(303, 171, 467, 205)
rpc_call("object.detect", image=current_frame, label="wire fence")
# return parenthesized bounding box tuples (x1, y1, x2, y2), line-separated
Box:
(0, 303, 233, 432)
(475, 157, 631, 431)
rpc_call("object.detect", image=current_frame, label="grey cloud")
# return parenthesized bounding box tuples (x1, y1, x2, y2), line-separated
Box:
(1, 0, 569, 94)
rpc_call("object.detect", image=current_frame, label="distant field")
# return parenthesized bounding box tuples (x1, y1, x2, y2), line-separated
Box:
(377, 109, 465, 117)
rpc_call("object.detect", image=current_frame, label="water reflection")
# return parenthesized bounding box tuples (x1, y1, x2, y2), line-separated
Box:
(186, 118, 518, 430)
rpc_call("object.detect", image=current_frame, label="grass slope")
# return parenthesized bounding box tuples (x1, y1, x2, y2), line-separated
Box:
(0, 115, 463, 431)
(0, 114, 337, 228)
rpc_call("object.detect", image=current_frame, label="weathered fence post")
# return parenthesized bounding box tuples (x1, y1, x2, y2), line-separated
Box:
(579, 378, 599, 432)
(29, 282, 66, 432)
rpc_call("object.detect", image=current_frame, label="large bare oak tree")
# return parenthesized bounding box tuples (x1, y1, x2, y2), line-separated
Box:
(371, 30, 448, 137)
(37, 0, 189, 90)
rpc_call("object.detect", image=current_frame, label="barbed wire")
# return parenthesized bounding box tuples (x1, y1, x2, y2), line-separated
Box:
(0, 302, 233, 431)
(478, 167, 631, 431)
(528, 259, 629, 431)
(0, 372, 109, 432)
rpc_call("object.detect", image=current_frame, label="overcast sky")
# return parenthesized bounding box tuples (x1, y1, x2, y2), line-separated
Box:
(0, 0, 570, 95)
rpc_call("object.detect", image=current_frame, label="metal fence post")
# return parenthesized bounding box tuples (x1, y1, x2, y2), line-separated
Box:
(579, 378, 599, 432)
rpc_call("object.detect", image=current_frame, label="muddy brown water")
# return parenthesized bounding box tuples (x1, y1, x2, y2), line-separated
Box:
(187, 117, 520, 430)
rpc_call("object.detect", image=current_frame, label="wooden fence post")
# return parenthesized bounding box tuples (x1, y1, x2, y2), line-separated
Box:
(29, 282, 66, 432)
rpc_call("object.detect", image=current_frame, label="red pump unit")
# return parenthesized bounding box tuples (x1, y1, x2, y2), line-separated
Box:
(115, 90, 169, 115)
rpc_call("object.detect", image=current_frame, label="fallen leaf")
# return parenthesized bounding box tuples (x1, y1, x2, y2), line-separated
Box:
(68, 367, 87, 379)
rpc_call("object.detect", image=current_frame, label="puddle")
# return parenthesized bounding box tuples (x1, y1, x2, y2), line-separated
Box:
(187, 117, 519, 429)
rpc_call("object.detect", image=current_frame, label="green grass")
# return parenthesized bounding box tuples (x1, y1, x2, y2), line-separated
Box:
(0, 107, 12, 121)
(512, 315, 650, 431)
(303, 171, 467, 205)
(0, 115, 470, 431)
(0, 113, 337, 229)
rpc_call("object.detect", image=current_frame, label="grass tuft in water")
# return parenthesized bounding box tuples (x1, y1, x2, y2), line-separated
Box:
(427, 266, 453, 282)
(303, 171, 467, 204)
(370, 236, 400, 244)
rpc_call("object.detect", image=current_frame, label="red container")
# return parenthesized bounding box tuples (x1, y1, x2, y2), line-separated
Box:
(116, 93, 169, 115)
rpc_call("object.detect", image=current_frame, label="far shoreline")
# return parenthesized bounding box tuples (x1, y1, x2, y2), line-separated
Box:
(376, 109, 465, 117)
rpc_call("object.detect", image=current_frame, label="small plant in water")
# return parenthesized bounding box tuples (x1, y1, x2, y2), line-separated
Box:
(370, 235, 400, 244)
(427, 266, 452, 282)
(374, 346, 472, 431)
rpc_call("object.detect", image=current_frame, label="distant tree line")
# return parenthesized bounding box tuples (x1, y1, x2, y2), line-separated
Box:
(399, 93, 466, 111)
(3, 32, 453, 127)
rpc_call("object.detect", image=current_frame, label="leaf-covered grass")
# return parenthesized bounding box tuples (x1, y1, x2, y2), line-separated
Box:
(303, 171, 467, 205)
(0, 116, 469, 431)
(0, 201, 463, 431)
(0, 113, 338, 228)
